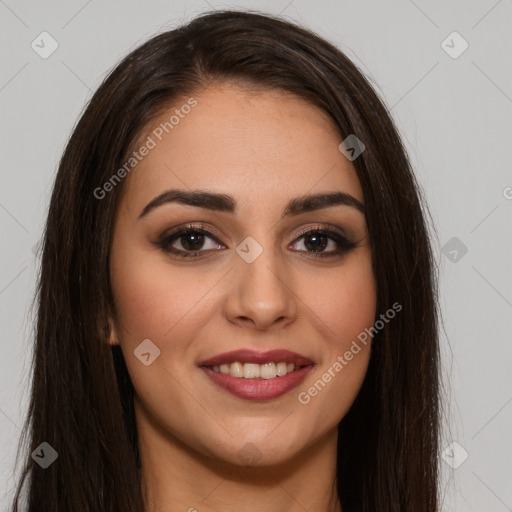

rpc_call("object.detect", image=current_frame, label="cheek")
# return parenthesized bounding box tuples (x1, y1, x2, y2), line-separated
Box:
(300, 252, 377, 349)
(109, 245, 226, 395)
(111, 250, 208, 341)
(293, 253, 376, 412)
(109, 251, 210, 400)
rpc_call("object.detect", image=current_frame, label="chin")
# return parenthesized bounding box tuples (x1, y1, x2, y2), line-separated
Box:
(210, 429, 310, 468)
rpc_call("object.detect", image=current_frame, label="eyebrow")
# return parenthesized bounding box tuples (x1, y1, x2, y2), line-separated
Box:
(138, 189, 365, 219)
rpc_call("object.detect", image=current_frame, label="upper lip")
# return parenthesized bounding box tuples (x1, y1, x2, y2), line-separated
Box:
(198, 349, 314, 367)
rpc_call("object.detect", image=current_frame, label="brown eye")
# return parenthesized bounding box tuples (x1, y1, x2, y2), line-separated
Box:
(156, 226, 225, 258)
(178, 231, 206, 251)
(290, 228, 357, 258)
(303, 232, 329, 252)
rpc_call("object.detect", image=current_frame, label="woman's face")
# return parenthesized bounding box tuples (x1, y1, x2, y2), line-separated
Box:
(109, 82, 377, 467)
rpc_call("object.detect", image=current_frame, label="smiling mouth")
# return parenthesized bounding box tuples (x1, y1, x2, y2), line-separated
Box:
(205, 361, 310, 379)
(198, 348, 315, 399)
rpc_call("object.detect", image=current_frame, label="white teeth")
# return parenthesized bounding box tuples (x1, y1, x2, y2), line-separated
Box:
(260, 362, 276, 380)
(230, 362, 243, 377)
(210, 361, 298, 379)
(276, 362, 287, 377)
(243, 363, 260, 378)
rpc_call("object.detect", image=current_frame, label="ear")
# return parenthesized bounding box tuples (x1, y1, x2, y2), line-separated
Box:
(107, 316, 120, 346)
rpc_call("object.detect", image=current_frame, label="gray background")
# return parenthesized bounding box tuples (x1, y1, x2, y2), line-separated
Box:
(1, 0, 511, 509)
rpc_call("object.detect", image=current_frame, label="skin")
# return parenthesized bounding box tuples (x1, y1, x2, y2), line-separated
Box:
(109, 82, 377, 512)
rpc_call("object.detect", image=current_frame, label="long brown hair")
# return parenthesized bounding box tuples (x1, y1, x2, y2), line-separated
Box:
(10, 9, 441, 511)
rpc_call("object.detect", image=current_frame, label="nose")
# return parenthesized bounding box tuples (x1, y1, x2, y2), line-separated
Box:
(223, 240, 298, 331)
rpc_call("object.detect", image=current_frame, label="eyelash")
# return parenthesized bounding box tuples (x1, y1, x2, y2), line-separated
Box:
(154, 223, 358, 259)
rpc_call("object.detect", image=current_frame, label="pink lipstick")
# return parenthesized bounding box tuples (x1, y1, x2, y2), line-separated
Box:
(198, 349, 314, 401)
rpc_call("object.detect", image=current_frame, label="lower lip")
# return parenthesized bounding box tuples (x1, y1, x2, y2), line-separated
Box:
(200, 366, 313, 401)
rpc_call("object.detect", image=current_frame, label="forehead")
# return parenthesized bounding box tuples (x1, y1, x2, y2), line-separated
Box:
(120, 83, 363, 213)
